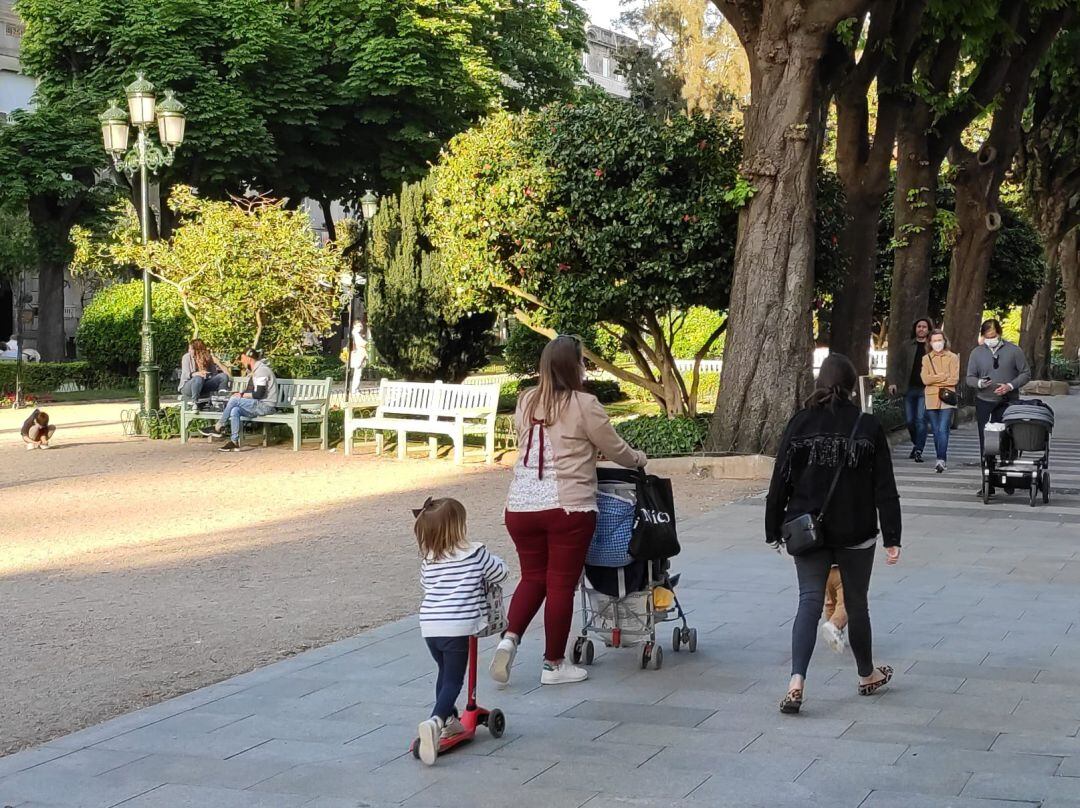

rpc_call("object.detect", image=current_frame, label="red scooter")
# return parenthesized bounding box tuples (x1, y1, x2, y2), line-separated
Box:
(410, 634, 506, 760)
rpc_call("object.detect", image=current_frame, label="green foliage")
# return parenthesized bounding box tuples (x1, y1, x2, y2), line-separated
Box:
(271, 354, 344, 382)
(614, 414, 710, 456)
(667, 308, 726, 359)
(516, 376, 625, 405)
(875, 182, 1046, 328)
(0, 207, 37, 281)
(365, 178, 497, 382)
(872, 389, 906, 432)
(76, 281, 189, 377)
(72, 187, 340, 361)
(498, 380, 521, 413)
(1050, 351, 1078, 381)
(0, 361, 94, 395)
(431, 95, 847, 414)
(503, 321, 550, 377)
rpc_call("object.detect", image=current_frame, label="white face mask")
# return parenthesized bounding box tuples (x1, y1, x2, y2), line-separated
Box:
(985, 337, 1000, 349)
(931, 341, 945, 352)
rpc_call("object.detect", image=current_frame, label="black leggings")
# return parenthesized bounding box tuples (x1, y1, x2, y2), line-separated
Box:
(792, 545, 876, 678)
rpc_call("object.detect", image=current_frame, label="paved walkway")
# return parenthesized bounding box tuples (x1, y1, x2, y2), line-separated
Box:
(4, 394, 1080, 807)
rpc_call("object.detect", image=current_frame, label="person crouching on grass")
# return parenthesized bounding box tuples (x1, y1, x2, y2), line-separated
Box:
(21, 409, 55, 450)
(414, 497, 508, 765)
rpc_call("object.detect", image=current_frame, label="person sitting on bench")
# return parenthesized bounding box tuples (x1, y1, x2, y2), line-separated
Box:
(200, 349, 277, 452)
(178, 338, 231, 403)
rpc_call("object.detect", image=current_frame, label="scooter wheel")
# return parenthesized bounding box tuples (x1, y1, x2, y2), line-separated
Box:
(410, 738, 420, 759)
(488, 708, 506, 739)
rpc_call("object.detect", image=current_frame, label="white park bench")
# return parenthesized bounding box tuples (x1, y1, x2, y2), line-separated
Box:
(179, 377, 333, 451)
(343, 379, 500, 464)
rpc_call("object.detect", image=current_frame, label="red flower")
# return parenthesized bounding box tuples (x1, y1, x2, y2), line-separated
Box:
(831, 234, 838, 246)
(557, 262, 570, 272)
(682, 214, 691, 222)
(594, 168, 603, 178)
(697, 140, 708, 150)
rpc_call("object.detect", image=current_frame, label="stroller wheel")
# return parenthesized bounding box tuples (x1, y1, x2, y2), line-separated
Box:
(1029, 477, 1038, 508)
(641, 642, 653, 669)
(687, 628, 698, 653)
(584, 640, 595, 665)
(650, 644, 663, 670)
(1043, 471, 1051, 503)
(572, 637, 585, 665)
(672, 627, 682, 652)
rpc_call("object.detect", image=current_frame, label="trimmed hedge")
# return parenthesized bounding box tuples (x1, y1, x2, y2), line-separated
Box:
(614, 414, 710, 457)
(516, 377, 624, 404)
(77, 281, 190, 377)
(0, 361, 95, 395)
(271, 353, 345, 381)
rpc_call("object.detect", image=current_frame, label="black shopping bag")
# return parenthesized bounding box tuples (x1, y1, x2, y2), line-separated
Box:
(597, 467, 680, 560)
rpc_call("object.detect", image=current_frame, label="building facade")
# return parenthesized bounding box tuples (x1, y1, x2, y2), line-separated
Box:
(2, 0, 87, 357)
(582, 24, 636, 98)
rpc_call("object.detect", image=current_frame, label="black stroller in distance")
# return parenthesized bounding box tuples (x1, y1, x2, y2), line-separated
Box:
(982, 400, 1054, 507)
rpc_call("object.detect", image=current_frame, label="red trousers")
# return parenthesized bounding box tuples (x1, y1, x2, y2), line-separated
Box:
(505, 508, 597, 662)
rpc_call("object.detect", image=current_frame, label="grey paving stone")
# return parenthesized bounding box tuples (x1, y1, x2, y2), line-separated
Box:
(116, 782, 309, 807)
(593, 722, 760, 752)
(402, 783, 598, 808)
(840, 722, 998, 751)
(230, 737, 400, 767)
(88, 724, 272, 759)
(490, 736, 663, 766)
(908, 661, 1041, 683)
(895, 745, 1063, 776)
(685, 772, 866, 807)
(141, 711, 254, 736)
(699, 710, 855, 738)
(991, 732, 1080, 756)
(212, 715, 382, 746)
(97, 751, 299, 790)
(0, 746, 71, 779)
(558, 699, 715, 728)
(961, 771, 1080, 802)
(0, 768, 160, 808)
(247, 759, 429, 802)
(526, 760, 709, 800)
(743, 732, 908, 765)
(860, 790, 1040, 807)
(29, 747, 150, 778)
(796, 759, 973, 797)
(639, 747, 815, 781)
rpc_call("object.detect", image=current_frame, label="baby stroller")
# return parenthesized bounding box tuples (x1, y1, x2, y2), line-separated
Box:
(574, 467, 696, 671)
(982, 400, 1054, 507)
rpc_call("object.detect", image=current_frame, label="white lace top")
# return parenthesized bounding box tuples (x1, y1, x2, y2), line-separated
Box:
(506, 422, 560, 512)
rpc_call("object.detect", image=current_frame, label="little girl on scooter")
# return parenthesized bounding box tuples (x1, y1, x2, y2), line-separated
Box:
(415, 497, 508, 765)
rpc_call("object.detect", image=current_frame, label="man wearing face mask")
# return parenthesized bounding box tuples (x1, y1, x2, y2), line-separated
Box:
(966, 319, 1031, 459)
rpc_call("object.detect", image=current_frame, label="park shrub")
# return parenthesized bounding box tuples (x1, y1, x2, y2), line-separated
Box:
(1050, 350, 1078, 381)
(614, 414, 710, 457)
(76, 280, 190, 377)
(271, 353, 345, 381)
(498, 380, 520, 413)
(516, 376, 624, 404)
(0, 360, 94, 395)
(872, 390, 906, 432)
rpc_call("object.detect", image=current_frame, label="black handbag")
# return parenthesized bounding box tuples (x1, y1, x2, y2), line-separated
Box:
(597, 467, 680, 560)
(929, 355, 958, 406)
(781, 413, 862, 556)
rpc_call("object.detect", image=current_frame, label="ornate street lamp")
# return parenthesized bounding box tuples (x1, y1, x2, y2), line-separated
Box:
(100, 73, 186, 414)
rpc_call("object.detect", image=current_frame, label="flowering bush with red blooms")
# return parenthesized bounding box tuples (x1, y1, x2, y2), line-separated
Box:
(1, 392, 54, 409)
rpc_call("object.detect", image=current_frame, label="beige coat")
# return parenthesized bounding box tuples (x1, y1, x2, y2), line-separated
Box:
(921, 350, 960, 410)
(510, 390, 647, 512)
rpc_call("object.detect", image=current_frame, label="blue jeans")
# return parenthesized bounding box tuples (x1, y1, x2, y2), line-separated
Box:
(903, 389, 927, 453)
(926, 408, 952, 462)
(181, 372, 229, 401)
(218, 397, 275, 442)
(425, 636, 469, 721)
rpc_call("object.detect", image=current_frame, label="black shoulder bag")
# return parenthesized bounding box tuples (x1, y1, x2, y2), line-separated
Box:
(781, 413, 862, 556)
(928, 354, 957, 406)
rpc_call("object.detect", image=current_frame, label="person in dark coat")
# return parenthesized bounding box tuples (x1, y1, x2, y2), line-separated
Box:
(766, 354, 902, 714)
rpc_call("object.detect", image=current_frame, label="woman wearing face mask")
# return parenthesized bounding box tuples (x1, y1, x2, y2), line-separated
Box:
(965, 319, 1031, 459)
(921, 329, 960, 473)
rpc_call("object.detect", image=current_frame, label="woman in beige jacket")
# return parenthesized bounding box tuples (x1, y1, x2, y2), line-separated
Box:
(921, 328, 960, 473)
(489, 336, 646, 687)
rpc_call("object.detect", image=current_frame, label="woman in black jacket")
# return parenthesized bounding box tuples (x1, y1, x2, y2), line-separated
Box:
(766, 354, 902, 714)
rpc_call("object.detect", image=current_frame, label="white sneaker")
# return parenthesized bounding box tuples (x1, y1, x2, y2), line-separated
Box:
(540, 659, 588, 685)
(417, 716, 442, 765)
(25, 443, 36, 451)
(39, 442, 50, 449)
(489, 637, 517, 686)
(935, 460, 946, 473)
(820, 621, 845, 654)
(440, 716, 466, 739)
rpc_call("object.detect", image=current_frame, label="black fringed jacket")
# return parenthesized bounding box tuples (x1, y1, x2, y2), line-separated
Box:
(765, 400, 902, 548)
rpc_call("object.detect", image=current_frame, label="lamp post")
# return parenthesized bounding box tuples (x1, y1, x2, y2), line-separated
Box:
(342, 190, 379, 398)
(99, 74, 186, 414)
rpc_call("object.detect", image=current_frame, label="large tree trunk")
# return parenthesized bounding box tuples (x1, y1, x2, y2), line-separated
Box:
(707, 38, 827, 454)
(941, 154, 1001, 374)
(829, 198, 880, 372)
(1059, 229, 1080, 362)
(35, 258, 66, 361)
(1021, 243, 1060, 381)
(885, 117, 937, 387)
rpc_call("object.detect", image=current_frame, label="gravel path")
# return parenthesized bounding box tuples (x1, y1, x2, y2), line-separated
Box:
(0, 405, 763, 755)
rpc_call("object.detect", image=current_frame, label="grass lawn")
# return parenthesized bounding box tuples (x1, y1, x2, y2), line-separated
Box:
(50, 387, 138, 403)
